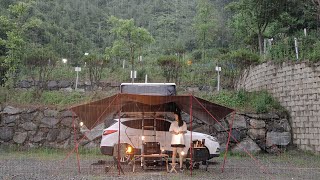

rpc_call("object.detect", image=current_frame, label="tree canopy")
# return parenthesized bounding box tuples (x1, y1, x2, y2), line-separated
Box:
(108, 16, 154, 83)
(0, 0, 319, 89)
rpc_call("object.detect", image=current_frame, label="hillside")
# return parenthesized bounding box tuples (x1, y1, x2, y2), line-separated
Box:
(0, 0, 319, 108)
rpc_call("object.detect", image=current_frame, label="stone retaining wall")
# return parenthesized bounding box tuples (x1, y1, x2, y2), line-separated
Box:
(191, 112, 291, 154)
(0, 106, 98, 149)
(15, 80, 121, 92)
(0, 105, 292, 154)
(236, 61, 320, 153)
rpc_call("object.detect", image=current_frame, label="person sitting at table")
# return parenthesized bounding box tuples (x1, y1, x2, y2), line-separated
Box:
(169, 108, 187, 172)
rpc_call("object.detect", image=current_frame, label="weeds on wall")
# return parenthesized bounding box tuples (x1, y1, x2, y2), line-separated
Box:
(268, 30, 320, 62)
(199, 90, 284, 114)
(308, 41, 320, 62)
(1, 88, 105, 109)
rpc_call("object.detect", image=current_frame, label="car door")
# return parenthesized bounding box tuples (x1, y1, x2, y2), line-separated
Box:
(122, 119, 143, 149)
(123, 118, 158, 148)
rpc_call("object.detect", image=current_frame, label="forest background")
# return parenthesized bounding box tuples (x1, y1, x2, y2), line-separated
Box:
(0, 0, 320, 113)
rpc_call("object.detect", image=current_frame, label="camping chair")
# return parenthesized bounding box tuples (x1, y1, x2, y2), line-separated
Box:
(113, 143, 127, 174)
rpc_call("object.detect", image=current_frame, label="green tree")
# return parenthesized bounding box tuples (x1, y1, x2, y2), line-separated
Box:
(268, 0, 317, 36)
(157, 55, 182, 83)
(227, 0, 287, 55)
(312, 0, 320, 25)
(23, 47, 58, 95)
(108, 16, 154, 83)
(83, 52, 109, 88)
(0, 15, 12, 85)
(0, 2, 30, 87)
(193, 0, 218, 61)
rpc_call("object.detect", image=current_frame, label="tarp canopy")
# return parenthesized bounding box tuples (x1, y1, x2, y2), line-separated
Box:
(70, 93, 234, 130)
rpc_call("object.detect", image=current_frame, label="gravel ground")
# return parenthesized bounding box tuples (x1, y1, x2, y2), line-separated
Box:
(0, 150, 320, 180)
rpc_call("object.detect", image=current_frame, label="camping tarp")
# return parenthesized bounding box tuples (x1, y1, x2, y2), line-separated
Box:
(70, 93, 234, 130)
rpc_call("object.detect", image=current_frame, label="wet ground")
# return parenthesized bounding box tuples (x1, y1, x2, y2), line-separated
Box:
(1, 149, 320, 180)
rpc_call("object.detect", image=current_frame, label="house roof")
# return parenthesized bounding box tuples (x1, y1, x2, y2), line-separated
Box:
(70, 93, 234, 130)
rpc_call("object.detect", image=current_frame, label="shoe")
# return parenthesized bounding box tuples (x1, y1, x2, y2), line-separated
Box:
(179, 167, 184, 172)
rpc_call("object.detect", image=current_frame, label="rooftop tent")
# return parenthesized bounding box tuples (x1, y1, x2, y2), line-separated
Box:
(70, 93, 234, 130)
(120, 83, 177, 95)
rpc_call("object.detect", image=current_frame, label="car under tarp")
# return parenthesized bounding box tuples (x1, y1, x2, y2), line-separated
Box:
(70, 93, 234, 130)
(64, 93, 276, 178)
(68, 93, 235, 176)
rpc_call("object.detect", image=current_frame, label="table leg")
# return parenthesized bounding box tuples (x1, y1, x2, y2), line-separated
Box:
(166, 158, 169, 172)
(133, 157, 136, 172)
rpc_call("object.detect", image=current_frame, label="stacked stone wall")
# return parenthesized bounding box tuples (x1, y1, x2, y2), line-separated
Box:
(0, 106, 101, 149)
(1, 105, 291, 154)
(236, 61, 320, 153)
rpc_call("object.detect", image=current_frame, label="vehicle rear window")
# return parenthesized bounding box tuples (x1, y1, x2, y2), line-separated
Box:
(122, 119, 171, 131)
(105, 119, 117, 127)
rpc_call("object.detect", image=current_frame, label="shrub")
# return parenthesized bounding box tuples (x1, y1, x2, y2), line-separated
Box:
(250, 91, 282, 113)
(269, 37, 293, 62)
(309, 51, 320, 62)
(15, 90, 35, 104)
(192, 50, 202, 60)
(0, 86, 7, 103)
(203, 90, 284, 113)
(308, 41, 320, 63)
(50, 65, 76, 80)
(136, 68, 147, 82)
(157, 55, 182, 83)
(228, 49, 260, 66)
(206, 90, 247, 109)
(1, 89, 35, 105)
(40, 91, 85, 107)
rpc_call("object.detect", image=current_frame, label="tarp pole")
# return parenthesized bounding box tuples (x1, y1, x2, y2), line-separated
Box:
(221, 111, 235, 173)
(142, 113, 145, 166)
(62, 95, 117, 160)
(117, 98, 121, 175)
(192, 96, 273, 178)
(189, 95, 193, 176)
(72, 111, 81, 173)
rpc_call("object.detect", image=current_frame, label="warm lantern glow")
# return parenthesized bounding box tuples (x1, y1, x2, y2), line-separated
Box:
(126, 146, 133, 153)
(180, 151, 185, 156)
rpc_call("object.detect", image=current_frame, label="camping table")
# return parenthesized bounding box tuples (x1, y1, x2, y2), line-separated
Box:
(132, 154, 169, 172)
